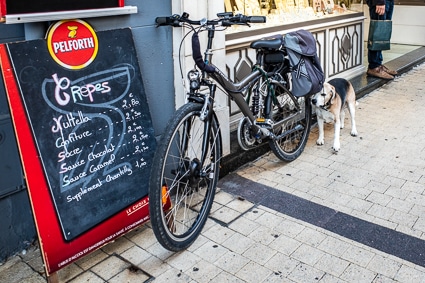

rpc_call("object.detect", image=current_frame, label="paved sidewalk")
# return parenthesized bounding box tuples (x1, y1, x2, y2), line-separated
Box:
(2, 63, 425, 282)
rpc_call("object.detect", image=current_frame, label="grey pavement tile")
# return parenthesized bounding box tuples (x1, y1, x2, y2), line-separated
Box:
(184, 259, 222, 282)
(212, 271, 247, 282)
(144, 241, 175, 261)
(389, 210, 418, 229)
(108, 267, 151, 283)
(264, 252, 299, 277)
(192, 240, 228, 264)
(366, 191, 393, 206)
(57, 263, 84, 282)
(252, 210, 285, 230)
(213, 190, 236, 205)
(221, 231, 255, 255)
(413, 217, 425, 234)
(0, 260, 46, 283)
(273, 218, 305, 238)
(125, 226, 158, 250)
(247, 225, 280, 246)
(242, 242, 277, 265)
(151, 266, 193, 282)
(75, 248, 109, 270)
(167, 252, 202, 272)
(119, 245, 151, 266)
(317, 236, 351, 258)
(372, 274, 398, 283)
(367, 254, 402, 279)
(209, 205, 243, 224)
(344, 197, 374, 214)
(202, 221, 234, 244)
(213, 250, 250, 275)
(225, 197, 255, 213)
(386, 197, 413, 214)
(314, 253, 350, 277)
(242, 206, 266, 221)
(66, 271, 105, 283)
(287, 262, 325, 283)
(319, 273, 349, 283)
(101, 235, 134, 255)
(90, 255, 130, 281)
(290, 243, 326, 267)
(235, 261, 273, 283)
(186, 234, 209, 253)
(271, 233, 302, 256)
(366, 203, 396, 221)
(341, 246, 375, 268)
(138, 255, 172, 278)
(228, 214, 259, 236)
(294, 226, 327, 248)
(394, 264, 425, 282)
(340, 263, 377, 283)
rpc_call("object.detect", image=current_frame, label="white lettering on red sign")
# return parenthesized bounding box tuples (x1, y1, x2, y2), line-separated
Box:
(53, 37, 95, 54)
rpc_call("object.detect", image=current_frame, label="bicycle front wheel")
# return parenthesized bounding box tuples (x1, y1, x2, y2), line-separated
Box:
(268, 83, 312, 161)
(149, 102, 222, 251)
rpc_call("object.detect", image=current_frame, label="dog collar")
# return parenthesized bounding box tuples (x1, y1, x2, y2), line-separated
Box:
(319, 93, 332, 111)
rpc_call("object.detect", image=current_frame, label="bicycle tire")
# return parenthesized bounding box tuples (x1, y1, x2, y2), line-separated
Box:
(268, 82, 312, 161)
(149, 102, 222, 251)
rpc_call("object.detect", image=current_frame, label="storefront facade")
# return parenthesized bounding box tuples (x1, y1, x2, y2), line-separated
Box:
(3, 0, 420, 262)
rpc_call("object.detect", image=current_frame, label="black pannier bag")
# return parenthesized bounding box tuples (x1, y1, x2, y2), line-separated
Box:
(283, 29, 325, 97)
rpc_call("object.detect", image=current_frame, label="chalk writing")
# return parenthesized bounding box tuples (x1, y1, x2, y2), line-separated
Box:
(9, 29, 155, 241)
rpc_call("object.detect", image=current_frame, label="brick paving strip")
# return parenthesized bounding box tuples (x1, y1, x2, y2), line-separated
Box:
(219, 173, 425, 267)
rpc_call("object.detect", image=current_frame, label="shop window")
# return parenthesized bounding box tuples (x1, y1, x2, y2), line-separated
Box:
(224, 0, 363, 33)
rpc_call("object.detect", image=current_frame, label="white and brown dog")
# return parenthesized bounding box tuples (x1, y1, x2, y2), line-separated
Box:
(311, 78, 358, 152)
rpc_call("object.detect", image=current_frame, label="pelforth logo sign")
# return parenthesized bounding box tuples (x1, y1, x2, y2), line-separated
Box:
(47, 19, 99, 70)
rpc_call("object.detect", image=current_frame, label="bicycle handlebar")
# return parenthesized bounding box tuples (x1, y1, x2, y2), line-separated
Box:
(155, 12, 266, 27)
(156, 12, 266, 74)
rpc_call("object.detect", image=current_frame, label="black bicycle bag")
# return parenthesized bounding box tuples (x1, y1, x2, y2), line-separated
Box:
(283, 29, 325, 97)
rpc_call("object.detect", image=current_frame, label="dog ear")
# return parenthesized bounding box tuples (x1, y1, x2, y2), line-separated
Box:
(329, 88, 336, 105)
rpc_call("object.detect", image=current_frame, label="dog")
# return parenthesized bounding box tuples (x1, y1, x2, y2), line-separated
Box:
(311, 78, 358, 152)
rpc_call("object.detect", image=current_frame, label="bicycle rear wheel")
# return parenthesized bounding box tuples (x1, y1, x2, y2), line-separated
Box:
(268, 82, 312, 161)
(149, 102, 221, 251)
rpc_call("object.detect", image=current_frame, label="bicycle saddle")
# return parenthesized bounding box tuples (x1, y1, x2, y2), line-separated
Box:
(250, 35, 283, 50)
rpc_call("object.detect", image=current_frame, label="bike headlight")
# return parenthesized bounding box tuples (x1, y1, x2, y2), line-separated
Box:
(188, 69, 200, 90)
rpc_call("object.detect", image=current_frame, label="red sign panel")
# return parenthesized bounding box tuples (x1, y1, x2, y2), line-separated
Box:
(1, 0, 124, 17)
(47, 20, 99, 69)
(0, 20, 153, 275)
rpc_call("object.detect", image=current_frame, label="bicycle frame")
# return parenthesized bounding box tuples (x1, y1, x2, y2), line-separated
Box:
(193, 26, 301, 137)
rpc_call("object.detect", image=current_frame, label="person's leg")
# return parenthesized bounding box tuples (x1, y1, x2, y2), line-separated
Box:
(381, 0, 397, 75)
(368, 5, 382, 70)
(386, 0, 394, 20)
(367, 1, 394, 79)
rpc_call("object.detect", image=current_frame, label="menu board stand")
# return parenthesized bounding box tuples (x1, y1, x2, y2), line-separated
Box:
(0, 21, 155, 275)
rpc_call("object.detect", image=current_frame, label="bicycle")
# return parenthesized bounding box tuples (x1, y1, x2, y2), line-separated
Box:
(149, 12, 313, 251)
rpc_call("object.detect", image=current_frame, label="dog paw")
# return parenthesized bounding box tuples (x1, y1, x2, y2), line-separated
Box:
(332, 142, 340, 152)
(351, 129, 358, 136)
(316, 139, 324, 146)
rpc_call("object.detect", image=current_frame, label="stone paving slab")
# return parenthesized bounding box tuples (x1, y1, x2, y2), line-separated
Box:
(2, 64, 425, 282)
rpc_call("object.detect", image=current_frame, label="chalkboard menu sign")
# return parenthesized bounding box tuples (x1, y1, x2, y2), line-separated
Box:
(4, 0, 122, 14)
(6, 26, 155, 241)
